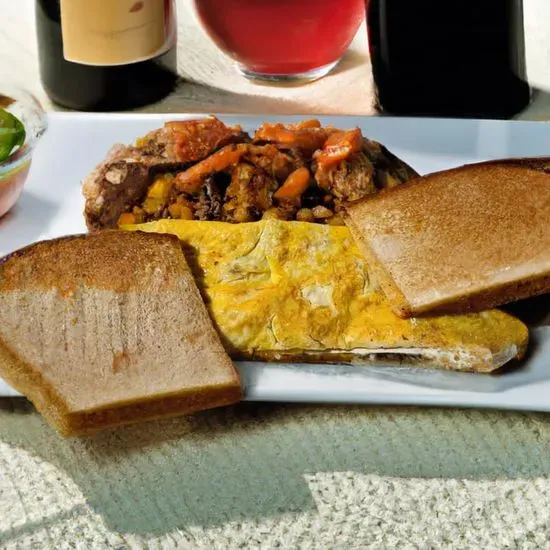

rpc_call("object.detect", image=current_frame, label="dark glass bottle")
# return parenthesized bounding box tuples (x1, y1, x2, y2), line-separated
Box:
(366, 0, 531, 118)
(36, 0, 178, 112)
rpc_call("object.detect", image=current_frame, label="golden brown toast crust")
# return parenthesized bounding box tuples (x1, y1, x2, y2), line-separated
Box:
(0, 230, 185, 293)
(344, 157, 550, 318)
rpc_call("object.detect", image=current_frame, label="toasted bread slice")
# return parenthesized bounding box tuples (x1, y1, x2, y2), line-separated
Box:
(344, 157, 550, 318)
(123, 219, 528, 373)
(0, 231, 241, 435)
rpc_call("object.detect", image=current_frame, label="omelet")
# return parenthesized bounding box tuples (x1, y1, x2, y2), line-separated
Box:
(123, 219, 528, 372)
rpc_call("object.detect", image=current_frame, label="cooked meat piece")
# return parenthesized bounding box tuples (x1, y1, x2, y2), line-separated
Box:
(243, 144, 304, 181)
(253, 122, 338, 158)
(137, 117, 249, 163)
(223, 163, 278, 223)
(83, 144, 154, 230)
(312, 205, 333, 219)
(361, 137, 419, 189)
(194, 176, 223, 221)
(314, 152, 377, 203)
(296, 208, 315, 222)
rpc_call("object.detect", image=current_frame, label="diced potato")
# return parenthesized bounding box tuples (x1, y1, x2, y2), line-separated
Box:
(142, 197, 165, 215)
(312, 205, 333, 219)
(117, 213, 136, 225)
(296, 208, 314, 222)
(147, 174, 174, 199)
(168, 203, 194, 220)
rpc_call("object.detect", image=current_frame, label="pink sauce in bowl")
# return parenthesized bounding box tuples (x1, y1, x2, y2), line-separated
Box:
(0, 161, 32, 219)
(0, 90, 47, 219)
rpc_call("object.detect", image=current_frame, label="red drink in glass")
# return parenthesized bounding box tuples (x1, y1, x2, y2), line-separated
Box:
(194, 0, 364, 81)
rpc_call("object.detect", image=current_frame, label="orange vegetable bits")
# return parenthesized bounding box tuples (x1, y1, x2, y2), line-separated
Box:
(117, 212, 137, 226)
(175, 144, 247, 194)
(314, 128, 363, 173)
(273, 167, 311, 201)
(288, 119, 322, 130)
(253, 122, 334, 156)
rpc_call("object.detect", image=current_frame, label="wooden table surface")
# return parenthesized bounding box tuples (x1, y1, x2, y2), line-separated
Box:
(3, 0, 550, 119)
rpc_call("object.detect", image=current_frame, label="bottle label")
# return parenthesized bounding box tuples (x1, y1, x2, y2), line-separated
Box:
(59, 0, 175, 66)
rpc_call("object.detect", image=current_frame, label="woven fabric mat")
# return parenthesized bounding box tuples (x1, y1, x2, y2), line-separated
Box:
(1, 400, 549, 549)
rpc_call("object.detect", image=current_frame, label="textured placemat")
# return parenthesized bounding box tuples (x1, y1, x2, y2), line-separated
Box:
(1, 400, 549, 549)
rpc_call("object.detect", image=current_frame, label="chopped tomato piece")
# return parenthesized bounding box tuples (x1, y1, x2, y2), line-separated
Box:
(314, 128, 363, 170)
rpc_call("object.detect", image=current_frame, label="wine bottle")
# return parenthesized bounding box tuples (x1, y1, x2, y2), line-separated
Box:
(36, 0, 178, 111)
(366, 0, 531, 118)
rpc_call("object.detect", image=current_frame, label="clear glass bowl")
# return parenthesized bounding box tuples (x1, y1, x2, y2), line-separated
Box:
(0, 88, 47, 218)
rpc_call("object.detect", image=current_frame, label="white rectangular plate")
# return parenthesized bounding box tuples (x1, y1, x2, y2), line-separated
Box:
(1, 113, 549, 411)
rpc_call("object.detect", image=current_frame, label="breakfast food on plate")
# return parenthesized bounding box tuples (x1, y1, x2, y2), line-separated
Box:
(123, 219, 528, 373)
(83, 117, 419, 230)
(344, 157, 550, 318)
(0, 231, 242, 435)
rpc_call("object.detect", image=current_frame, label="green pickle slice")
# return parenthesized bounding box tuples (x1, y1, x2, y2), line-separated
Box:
(0, 109, 26, 163)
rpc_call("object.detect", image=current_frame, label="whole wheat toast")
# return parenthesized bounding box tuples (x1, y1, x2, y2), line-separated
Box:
(344, 157, 550, 318)
(0, 231, 242, 435)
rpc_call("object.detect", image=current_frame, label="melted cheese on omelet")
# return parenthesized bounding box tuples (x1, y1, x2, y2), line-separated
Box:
(123, 219, 528, 371)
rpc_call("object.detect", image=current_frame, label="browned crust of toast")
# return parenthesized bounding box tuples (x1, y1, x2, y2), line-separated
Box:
(400, 273, 550, 318)
(343, 157, 550, 318)
(0, 230, 184, 293)
(0, 335, 69, 430)
(0, 337, 241, 436)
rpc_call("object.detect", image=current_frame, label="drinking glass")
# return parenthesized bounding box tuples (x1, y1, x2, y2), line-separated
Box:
(193, 0, 365, 82)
